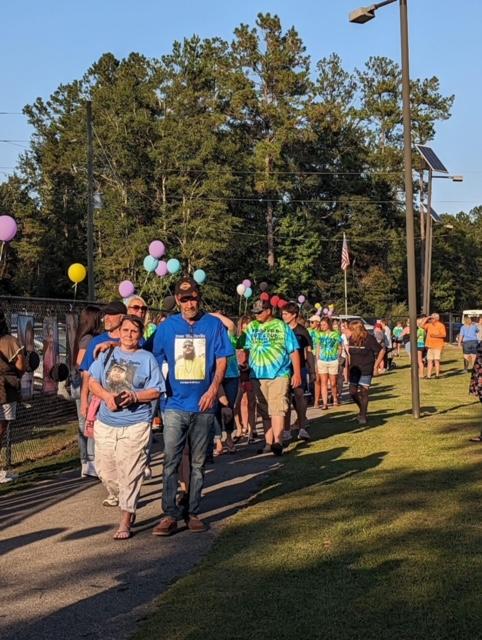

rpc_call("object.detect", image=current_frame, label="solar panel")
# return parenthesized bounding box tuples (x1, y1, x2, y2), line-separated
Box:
(416, 145, 448, 173)
(421, 203, 441, 222)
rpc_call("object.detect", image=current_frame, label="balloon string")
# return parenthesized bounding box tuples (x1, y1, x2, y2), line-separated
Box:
(139, 273, 150, 296)
(238, 295, 242, 318)
(0, 242, 4, 263)
(73, 283, 77, 300)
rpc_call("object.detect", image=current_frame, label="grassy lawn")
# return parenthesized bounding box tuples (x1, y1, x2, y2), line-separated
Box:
(135, 346, 482, 640)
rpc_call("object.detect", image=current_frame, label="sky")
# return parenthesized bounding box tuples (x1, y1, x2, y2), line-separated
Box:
(1, 0, 480, 216)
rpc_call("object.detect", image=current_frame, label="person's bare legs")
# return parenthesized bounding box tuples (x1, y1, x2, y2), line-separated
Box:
(417, 350, 424, 378)
(114, 509, 135, 540)
(427, 358, 433, 379)
(320, 373, 329, 408)
(247, 388, 256, 437)
(263, 419, 273, 445)
(350, 384, 361, 415)
(271, 415, 284, 445)
(314, 373, 321, 406)
(234, 388, 244, 438)
(329, 374, 338, 405)
(435, 359, 441, 377)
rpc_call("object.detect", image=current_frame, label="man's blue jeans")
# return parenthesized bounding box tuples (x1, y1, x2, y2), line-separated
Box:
(162, 410, 214, 519)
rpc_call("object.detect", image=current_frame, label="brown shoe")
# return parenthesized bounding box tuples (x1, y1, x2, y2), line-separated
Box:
(185, 514, 208, 532)
(152, 516, 177, 537)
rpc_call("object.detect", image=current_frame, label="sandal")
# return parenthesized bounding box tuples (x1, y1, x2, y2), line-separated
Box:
(321, 405, 329, 410)
(469, 436, 482, 442)
(113, 527, 132, 540)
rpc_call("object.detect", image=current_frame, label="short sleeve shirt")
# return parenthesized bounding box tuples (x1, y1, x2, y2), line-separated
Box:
(348, 334, 382, 375)
(460, 324, 479, 342)
(225, 333, 240, 379)
(293, 324, 312, 369)
(318, 331, 342, 362)
(80, 332, 119, 371)
(153, 312, 234, 413)
(89, 347, 163, 427)
(244, 318, 298, 379)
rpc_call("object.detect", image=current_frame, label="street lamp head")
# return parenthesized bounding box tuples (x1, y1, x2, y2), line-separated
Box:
(349, 6, 376, 23)
(451, 175, 463, 182)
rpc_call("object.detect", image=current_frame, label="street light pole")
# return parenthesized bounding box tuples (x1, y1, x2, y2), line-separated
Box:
(399, 0, 420, 417)
(86, 101, 95, 301)
(350, 0, 420, 417)
(422, 167, 433, 315)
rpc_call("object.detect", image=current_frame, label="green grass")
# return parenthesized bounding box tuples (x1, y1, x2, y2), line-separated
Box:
(134, 347, 482, 640)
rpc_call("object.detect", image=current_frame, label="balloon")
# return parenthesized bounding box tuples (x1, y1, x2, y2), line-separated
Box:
(328, 303, 335, 310)
(259, 282, 269, 292)
(167, 258, 181, 274)
(193, 269, 207, 284)
(314, 303, 321, 310)
(149, 240, 166, 259)
(322, 307, 329, 315)
(277, 299, 288, 309)
(242, 279, 252, 289)
(270, 295, 280, 306)
(119, 280, 135, 297)
(243, 287, 253, 299)
(327, 310, 333, 318)
(143, 255, 159, 273)
(298, 295, 306, 304)
(155, 260, 168, 277)
(260, 292, 270, 301)
(236, 283, 246, 296)
(162, 295, 176, 311)
(67, 263, 87, 284)
(0, 215, 17, 242)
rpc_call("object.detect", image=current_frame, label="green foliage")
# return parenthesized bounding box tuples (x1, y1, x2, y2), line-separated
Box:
(2, 13, 470, 316)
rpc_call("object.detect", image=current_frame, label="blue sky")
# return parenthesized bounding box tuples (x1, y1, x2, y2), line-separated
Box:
(1, 0, 480, 215)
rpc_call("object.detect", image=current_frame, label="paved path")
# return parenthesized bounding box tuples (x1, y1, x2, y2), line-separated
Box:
(0, 411, 327, 640)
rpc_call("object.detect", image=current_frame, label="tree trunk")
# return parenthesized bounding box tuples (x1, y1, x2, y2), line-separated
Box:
(265, 155, 275, 269)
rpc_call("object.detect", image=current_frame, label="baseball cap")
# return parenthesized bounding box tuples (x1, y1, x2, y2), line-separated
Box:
(175, 277, 200, 298)
(103, 301, 127, 315)
(309, 315, 321, 323)
(252, 299, 271, 314)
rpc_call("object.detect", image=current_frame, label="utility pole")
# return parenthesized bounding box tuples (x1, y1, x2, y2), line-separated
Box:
(86, 100, 95, 301)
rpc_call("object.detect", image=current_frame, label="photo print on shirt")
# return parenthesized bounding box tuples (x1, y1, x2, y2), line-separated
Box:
(174, 335, 206, 382)
(105, 357, 138, 393)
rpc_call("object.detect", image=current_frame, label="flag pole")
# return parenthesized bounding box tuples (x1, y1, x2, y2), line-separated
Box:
(344, 267, 348, 316)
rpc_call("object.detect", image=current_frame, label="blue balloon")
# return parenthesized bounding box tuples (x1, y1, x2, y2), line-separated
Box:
(193, 269, 206, 284)
(143, 255, 159, 273)
(167, 258, 181, 274)
(243, 286, 253, 299)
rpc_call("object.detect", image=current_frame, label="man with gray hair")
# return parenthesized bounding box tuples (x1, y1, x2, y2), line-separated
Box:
(422, 313, 447, 379)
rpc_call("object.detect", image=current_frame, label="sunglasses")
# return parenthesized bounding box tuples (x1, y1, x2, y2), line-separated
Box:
(128, 305, 147, 312)
(179, 295, 198, 303)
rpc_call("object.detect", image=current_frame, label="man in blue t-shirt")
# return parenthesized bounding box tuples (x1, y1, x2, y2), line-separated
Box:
(152, 277, 234, 536)
(79, 301, 126, 430)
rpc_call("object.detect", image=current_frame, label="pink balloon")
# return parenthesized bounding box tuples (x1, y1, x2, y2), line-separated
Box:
(119, 280, 135, 298)
(298, 295, 306, 304)
(242, 279, 252, 289)
(155, 260, 168, 277)
(149, 240, 166, 259)
(0, 215, 17, 242)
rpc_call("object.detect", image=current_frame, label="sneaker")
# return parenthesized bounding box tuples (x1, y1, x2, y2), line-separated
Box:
(102, 494, 119, 507)
(298, 428, 311, 441)
(271, 443, 283, 456)
(0, 469, 14, 484)
(80, 462, 88, 478)
(282, 430, 292, 441)
(256, 444, 271, 455)
(143, 465, 152, 480)
(152, 516, 178, 537)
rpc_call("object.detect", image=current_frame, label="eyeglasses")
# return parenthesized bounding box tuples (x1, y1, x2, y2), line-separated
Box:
(128, 305, 147, 312)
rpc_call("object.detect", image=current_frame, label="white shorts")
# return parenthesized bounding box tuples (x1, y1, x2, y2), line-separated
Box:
(317, 360, 339, 376)
(0, 402, 17, 421)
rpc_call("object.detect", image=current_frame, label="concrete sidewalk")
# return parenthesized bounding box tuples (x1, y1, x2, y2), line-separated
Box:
(1, 418, 315, 640)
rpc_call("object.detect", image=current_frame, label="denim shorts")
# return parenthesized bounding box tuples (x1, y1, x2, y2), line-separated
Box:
(349, 368, 372, 388)
(462, 340, 478, 355)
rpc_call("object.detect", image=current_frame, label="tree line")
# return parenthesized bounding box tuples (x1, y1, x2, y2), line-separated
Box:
(1, 13, 479, 315)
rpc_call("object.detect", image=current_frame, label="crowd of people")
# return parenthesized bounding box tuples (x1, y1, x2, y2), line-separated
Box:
(1, 283, 481, 535)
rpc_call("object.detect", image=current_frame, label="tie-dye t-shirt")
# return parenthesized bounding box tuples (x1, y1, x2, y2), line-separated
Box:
(308, 328, 320, 350)
(244, 318, 298, 379)
(225, 333, 240, 378)
(318, 330, 342, 362)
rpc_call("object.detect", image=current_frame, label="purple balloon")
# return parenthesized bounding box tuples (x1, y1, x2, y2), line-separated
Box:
(298, 295, 306, 304)
(119, 280, 135, 298)
(0, 215, 17, 242)
(155, 260, 168, 277)
(242, 279, 252, 289)
(149, 240, 166, 259)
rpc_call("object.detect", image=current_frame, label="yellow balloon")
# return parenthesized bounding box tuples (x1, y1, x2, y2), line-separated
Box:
(314, 303, 321, 310)
(68, 263, 87, 284)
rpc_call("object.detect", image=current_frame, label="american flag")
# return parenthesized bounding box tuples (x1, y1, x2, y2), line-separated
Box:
(341, 233, 350, 271)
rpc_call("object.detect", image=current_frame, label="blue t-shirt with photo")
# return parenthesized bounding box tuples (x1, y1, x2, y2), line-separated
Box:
(89, 347, 163, 427)
(153, 312, 234, 413)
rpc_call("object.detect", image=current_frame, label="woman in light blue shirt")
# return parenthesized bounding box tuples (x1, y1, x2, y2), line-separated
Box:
(458, 317, 479, 372)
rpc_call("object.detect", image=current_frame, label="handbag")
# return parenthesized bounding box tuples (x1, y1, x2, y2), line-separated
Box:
(84, 346, 115, 438)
